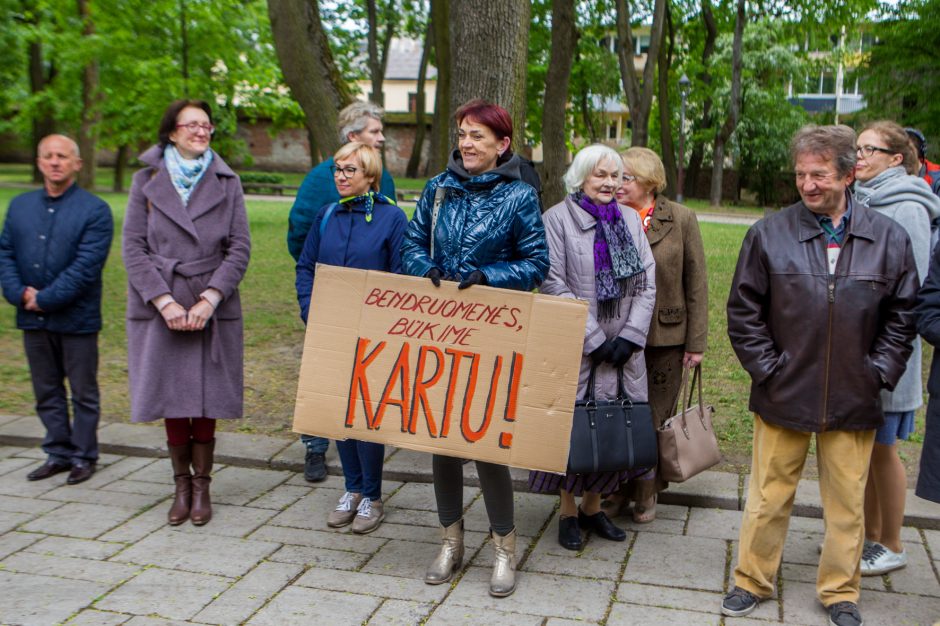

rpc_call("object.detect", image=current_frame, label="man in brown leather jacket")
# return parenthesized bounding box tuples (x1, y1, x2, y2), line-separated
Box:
(720, 125, 919, 626)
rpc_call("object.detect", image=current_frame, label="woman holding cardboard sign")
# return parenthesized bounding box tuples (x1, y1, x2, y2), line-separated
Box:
(295, 142, 407, 535)
(401, 99, 549, 597)
(528, 144, 656, 551)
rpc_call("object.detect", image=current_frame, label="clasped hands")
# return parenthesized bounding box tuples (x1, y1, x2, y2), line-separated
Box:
(160, 299, 215, 331)
(22, 286, 42, 312)
(426, 267, 486, 290)
(589, 338, 640, 367)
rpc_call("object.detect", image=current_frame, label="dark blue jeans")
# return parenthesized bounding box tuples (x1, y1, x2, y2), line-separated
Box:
(335, 438, 384, 500)
(301, 434, 329, 454)
(23, 330, 100, 464)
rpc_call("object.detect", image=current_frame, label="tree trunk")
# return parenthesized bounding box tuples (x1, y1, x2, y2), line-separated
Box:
(428, 0, 451, 173)
(25, 0, 56, 183)
(267, 0, 354, 161)
(406, 21, 432, 178)
(76, 0, 99, 190)
(683, 0, 718, 199)
(113, 144, 128, 192)
(709, 0, 745, 207)
(367, 0, 397, 106)
(306, 127, 319, 168)
(448, 0, 530, 152)
(616, 0, 667, 147)
(657, 3, 677, 200)
(540, 0, 577, 208)
(179, 0, 189, 95)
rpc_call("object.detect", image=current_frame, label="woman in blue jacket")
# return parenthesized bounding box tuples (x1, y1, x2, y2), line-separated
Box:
(401, 99, 549, 598)
(296, 142, 407, 535)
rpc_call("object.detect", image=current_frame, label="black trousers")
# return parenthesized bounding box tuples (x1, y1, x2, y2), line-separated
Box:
(23, 330, 100, 464)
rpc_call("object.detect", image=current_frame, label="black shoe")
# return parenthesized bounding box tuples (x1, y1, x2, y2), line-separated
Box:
(578, 508, 626, 541)
(828, 601, 863, 626)
(66, 461, 96, 485)
(558, 515, 583, 551)
(721, 586, 761, 617)
(304, 450, 327, 482)
(27, 460, 71, 481)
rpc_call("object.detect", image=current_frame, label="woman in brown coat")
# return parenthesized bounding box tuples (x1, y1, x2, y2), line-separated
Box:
(607, 147, 708, 523)
(123, 99, 251, 527)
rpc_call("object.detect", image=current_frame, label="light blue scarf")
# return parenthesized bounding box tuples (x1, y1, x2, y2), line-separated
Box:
(164, 144, 213, 207)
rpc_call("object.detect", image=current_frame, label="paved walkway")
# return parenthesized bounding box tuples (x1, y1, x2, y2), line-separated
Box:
(0, 415, 937, 625)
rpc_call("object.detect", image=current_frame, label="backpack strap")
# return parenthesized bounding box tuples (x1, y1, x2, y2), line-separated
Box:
(319, 202, 339, 240)
(430, 185, 445, 260)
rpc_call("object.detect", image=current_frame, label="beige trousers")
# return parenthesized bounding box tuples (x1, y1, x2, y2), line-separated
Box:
(734, 414, 875, 606)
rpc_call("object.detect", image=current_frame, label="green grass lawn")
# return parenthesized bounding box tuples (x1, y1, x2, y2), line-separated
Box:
(0, 183, 927, 477)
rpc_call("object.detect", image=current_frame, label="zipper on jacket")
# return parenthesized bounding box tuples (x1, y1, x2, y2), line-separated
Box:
(821, 277, 834, 432)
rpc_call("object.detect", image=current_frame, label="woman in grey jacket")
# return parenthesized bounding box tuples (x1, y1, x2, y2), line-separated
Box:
(854, 120, 940, 576)
(528, 144, 656, 551)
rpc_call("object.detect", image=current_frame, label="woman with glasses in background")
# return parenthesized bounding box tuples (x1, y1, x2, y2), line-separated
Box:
(295, 141, 407, 534)
(853, 120, 940, 576)
(123, 99, 251, 527)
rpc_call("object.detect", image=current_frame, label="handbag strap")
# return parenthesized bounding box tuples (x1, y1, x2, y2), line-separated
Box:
(581, 364, 627, 403)
(673, 363, 706, 430)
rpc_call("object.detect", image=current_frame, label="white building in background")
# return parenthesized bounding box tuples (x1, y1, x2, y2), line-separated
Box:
(787, 27, 874, 121)
(354, 38, 437, 113)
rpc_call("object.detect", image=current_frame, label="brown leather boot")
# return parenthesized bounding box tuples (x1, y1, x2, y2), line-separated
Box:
(190, 439, 215, 526)
(167, 442, 192, 525)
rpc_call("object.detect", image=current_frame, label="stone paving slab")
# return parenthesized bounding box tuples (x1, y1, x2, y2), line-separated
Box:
(246, 585, 381, 625)
(95, 422, 165, 457)
(0, 455, 37, 476)
(167, 503, 277, 538)
(24, 535, 125, 560)
(268, 543, 370, 570)
(623, 533, 728, 593)
(0, 570, 112, 626)
(367, 599, 435, 625)
(210, 466, 293, 506)
(446, 565, 615, 621)
(608, 602, 721, 625)
(0, 492, 62, 515)
(295, 566, 451, 603)
(21, 501, 140, 538)
(94, 567, 233, 621)
(113, 527, 280, 578)
(0, 530, 44, 560)
(2, 550, 141, 584)
(66, 609, 134, 625)
(425, 602, 544, 625)
(192, 560, 304, 625)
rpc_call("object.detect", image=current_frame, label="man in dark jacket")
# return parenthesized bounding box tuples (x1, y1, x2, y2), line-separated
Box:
(0, 135, 113, 485)
(721, 125, 919, 626)
(286, 101, 396, 482)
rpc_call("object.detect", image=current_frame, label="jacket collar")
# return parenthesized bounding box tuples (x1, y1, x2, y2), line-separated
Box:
(796, 192, 874, 243)
(646, 196, 674, 244)
(139, 144, 235, 177)
(564, 195, 598, 231)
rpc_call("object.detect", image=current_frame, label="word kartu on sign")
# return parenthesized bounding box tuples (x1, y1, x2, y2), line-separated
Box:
(292, 265, 588, 473)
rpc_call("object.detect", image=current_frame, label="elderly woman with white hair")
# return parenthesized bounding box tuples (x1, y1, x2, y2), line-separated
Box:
(528, 144, 656, 551)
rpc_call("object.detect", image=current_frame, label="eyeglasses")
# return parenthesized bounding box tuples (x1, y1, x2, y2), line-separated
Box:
(795, 171, 836, 183)
(621, 174, 637, 183)
(330, 165, 360, 179)
(856, 145, 896, 158)
(176, 122, 215, 135)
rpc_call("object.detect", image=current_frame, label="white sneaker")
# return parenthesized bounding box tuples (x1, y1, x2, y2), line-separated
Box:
(351, 497, 385, 534)
(327, 492, 362, 528)
(861, 541, 907, 576)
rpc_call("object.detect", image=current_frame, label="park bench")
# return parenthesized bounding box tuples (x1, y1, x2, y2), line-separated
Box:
(241, 182, 300, 196)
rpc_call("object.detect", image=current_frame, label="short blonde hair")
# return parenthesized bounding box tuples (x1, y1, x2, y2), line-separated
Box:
(563, 144, 623, 194)
(621, 147, 666, 194)
(333, 142, 382, 192)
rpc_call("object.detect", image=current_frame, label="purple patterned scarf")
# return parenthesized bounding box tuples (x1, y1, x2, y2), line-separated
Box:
(575, 193, 647, 321)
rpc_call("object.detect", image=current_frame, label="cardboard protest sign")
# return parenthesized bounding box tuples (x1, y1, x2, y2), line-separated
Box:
(292, 265, 588, 473)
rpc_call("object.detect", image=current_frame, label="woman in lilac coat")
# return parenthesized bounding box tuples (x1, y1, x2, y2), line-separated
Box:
(529, 144, 656, 551)
(123, 100, 251, 527)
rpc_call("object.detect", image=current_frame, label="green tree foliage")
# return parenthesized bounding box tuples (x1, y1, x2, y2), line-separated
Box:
(2, 0, 296, 175)
(862, 0, 940, 156)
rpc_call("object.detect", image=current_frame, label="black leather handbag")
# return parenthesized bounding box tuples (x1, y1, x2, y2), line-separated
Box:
(567, 365, 658, 474)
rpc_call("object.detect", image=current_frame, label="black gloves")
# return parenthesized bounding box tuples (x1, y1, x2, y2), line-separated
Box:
(609, 338, 640, 367)
(426, 267, 444, 287)
(457, 270, 487, 290)
(589, 341, 615, 365)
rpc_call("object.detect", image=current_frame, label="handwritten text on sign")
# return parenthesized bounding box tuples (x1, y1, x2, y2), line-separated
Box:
(292, 266, 588, 473)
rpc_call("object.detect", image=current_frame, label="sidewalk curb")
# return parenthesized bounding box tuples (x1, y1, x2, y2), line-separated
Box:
(2, 416, 938, 529)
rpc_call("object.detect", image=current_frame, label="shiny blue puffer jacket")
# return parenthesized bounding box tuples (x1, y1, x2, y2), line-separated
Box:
(401, 152, 549, 291)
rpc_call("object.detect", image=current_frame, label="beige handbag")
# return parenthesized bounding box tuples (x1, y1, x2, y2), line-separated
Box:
(657, 364, 721, 482)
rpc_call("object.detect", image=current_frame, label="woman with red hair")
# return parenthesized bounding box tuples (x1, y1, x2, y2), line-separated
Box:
(402, 99, 549, 598)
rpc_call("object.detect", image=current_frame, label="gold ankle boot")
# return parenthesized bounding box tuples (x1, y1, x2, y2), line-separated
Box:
(489, 527, 518, 597)
(425, 520, 464, 584)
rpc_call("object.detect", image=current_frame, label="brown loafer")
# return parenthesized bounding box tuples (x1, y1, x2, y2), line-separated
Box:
(66, 461, 96, 485)
(27, 460, 71, 481)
